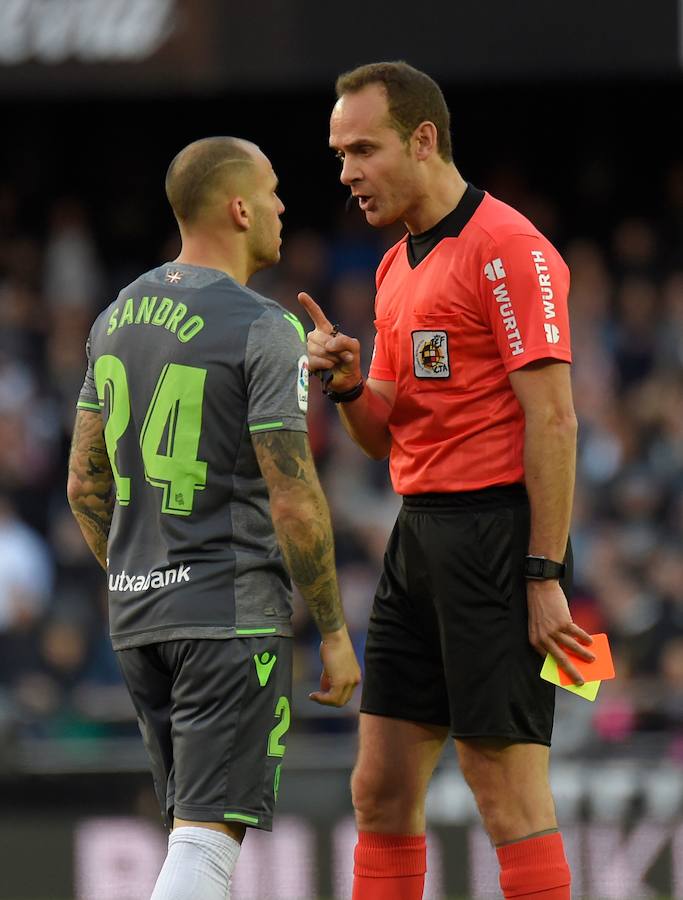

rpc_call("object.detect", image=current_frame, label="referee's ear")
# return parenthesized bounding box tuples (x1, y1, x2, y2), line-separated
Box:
(413, 121, 438, 161)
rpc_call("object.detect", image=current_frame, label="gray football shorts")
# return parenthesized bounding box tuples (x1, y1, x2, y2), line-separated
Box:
(117, 636, 292, 831)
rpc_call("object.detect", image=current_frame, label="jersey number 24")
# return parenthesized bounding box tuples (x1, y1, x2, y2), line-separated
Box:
(94, 354, 207, 517)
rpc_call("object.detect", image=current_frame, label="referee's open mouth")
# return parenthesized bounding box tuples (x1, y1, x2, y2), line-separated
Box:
(357, 195, 373, 210)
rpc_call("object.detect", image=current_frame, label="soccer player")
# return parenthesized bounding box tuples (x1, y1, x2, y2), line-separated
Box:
(67, 136, 361, 900)
(301, 62, 595, 900)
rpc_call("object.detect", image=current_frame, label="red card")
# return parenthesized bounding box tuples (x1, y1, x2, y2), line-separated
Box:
(558, 633, 615, 685)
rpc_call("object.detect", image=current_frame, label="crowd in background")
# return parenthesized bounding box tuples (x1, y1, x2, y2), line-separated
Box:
(1, 145, 683, 767)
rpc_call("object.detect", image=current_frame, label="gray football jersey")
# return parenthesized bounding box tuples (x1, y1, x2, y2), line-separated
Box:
(77, 263, 309, 650)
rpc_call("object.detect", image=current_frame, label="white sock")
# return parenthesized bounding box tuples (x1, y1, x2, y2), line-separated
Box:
(150, 825, 241, 900)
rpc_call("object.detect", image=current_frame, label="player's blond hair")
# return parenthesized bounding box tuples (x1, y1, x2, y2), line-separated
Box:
(165, 137, 255, 224)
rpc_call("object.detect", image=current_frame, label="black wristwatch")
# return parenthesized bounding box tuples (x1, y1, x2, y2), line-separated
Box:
(324, 379, 365, 404)
(524, 555, 566, 580)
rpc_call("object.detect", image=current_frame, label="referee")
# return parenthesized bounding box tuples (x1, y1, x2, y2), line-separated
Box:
(301, 62, 594, 900)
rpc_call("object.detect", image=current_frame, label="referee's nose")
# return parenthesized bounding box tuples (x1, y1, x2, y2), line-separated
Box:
(339, 156, 360, 186)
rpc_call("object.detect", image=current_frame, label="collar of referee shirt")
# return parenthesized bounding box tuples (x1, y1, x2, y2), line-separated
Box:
(407, 183, 484, 268)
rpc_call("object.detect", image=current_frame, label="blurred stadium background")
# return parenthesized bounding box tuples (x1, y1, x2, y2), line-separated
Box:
(0, 1, 682, 897)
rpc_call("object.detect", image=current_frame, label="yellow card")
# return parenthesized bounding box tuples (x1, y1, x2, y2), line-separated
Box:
(540, 653, 601, 701)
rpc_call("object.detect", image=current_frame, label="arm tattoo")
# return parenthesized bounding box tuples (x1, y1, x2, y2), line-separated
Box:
(279, 528, 343, 632)
(252, 430, 345, 634)
(256, 430, 308, 479)
(86, 451, 107, 476)
(67, 410, 115, 571)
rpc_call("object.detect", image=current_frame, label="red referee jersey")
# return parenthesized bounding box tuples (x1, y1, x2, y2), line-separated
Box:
(369, 186, 572, 494)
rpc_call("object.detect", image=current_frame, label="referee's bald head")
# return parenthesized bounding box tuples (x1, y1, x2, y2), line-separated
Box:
(165, 137, 258, 226)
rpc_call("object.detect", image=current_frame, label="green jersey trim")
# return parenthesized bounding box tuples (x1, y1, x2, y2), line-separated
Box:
(223, 812, 259, 825)
(236, 627, 278, 635)
(248, 421, 284, 433)
(283, 312, 305, 343)
(77, 400, 102, 411)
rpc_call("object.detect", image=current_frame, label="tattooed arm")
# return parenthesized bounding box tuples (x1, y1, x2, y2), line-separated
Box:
(67, 409, 114, 571)
(253, 429, 344, 632)
(252, 429, 360, 706)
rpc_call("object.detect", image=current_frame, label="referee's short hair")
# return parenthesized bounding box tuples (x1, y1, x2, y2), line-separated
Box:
(335, 61, 453, 163)
(165, 137, 255, 225)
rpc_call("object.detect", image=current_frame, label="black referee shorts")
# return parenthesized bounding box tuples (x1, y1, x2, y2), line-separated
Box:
(117, 636, 292, 831)
(361, 485, 573, 746)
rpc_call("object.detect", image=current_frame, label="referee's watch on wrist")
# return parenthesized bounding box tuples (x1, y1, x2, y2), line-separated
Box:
(524, 555, 566, 580)
(324, 378, 365, 404)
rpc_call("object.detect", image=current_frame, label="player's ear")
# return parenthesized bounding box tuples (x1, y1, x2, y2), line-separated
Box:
(413, 121, 437, 160)
(229, 196, 250, 231)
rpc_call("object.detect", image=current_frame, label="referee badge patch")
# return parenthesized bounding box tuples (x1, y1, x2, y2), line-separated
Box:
(412, 331, 450, 378)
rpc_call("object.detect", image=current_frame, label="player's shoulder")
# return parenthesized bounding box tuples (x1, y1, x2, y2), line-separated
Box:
(175, 273, 303, 342)
(237, 285, 307, 348)
(239, 282, 286, 317)
(241, 284, 299, 325)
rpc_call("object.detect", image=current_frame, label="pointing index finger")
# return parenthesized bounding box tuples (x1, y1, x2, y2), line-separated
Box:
(298, 291, 333, 332)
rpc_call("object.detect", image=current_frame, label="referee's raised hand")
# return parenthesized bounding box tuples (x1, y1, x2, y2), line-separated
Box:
(298, 291, 362, 391)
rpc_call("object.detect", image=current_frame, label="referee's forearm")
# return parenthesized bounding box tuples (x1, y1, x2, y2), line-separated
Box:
(523, 411, 577, 561)
(337, 386, 392, 460)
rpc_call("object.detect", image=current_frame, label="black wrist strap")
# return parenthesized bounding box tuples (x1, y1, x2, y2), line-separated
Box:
(324, 379, 365, 404)
(524, 555, 566, 580)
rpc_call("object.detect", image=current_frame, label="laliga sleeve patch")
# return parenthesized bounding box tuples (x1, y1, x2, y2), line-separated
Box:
(297, 355, 309, 411)
(412, 331, 450, 378)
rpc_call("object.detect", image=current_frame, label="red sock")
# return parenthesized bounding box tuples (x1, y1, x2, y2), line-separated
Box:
(352, 831, 426, 900)
(496, 832, 571, 899)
